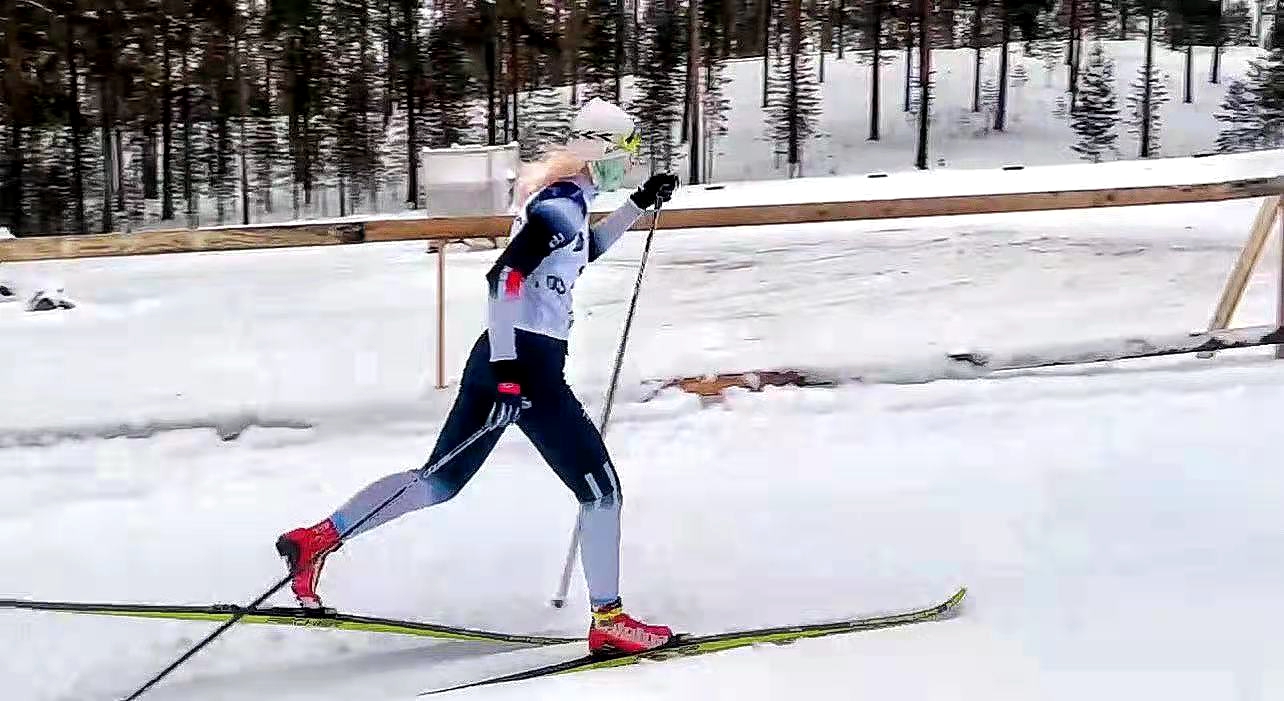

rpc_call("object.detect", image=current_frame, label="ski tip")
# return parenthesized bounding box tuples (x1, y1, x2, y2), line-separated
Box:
(940, 585, 969, 616)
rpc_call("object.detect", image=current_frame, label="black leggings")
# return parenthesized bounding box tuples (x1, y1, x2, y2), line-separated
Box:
(327, 329, 625, 605)
(423, 330, 621, 504)
(329, 329, 621, 538)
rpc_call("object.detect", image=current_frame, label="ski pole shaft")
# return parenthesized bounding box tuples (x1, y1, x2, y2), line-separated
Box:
(120, 422, 499, 701)
(550, 203, 663, 608)
(598, 203, 662, 431)
(548, 517, 582, 608)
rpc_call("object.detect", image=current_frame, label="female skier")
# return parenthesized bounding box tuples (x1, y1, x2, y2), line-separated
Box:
(275, 98, 679, 655)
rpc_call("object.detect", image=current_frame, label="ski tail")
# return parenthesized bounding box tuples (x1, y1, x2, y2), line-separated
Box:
(0, 598, 579, 646)
(422, 585, 968, 696)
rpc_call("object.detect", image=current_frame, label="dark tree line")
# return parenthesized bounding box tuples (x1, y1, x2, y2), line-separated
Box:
(0, 0, 1268, 236)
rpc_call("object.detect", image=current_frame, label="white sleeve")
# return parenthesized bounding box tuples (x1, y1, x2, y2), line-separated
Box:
(589, 198, 646, 262)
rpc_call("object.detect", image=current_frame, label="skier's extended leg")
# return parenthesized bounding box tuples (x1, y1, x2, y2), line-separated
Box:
(517, 381, 672, 654)
(276, 335, 504, 609)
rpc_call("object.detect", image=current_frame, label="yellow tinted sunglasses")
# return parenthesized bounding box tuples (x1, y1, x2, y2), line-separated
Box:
(618, 130, 641, 156)
(573, 128, 641, 157)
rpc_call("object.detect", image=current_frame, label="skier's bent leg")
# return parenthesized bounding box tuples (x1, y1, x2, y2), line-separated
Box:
(327, 469, 456, 539)
(328, 380, 501, 538)
(277, 334, 502, 607)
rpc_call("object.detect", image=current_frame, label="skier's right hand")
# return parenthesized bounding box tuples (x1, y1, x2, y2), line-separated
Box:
(487, 382, 529, 428)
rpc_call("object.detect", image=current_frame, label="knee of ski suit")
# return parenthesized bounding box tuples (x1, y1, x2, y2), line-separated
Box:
(576, 453, 621, 511)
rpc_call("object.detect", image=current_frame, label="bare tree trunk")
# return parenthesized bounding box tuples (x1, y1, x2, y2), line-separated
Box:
(1183, 43, 1193, 102)
(1140, 8, 1154, 157)
(500, 27, 510, 141)
(143, 125, 158, 200)
(114, 126, 125, 215)
(993, 16, 1010, 131)
(688, 0, 701, 181)
(1212, 35, 1222, 83)
(703, 57, 715, 181)
(762, 0, 771, 108)
(99, 79, 114, 233)
(903, 19, 913, 112)
(67, 30, 87, 233)
(614, 0, 624, 102)
(235, 26, 250, 225)
(868, 0, 882, 140)
(384, 0, 394, 125)
(216, 116, 228, 224)
(570, 1, 580, 105)
(181, 34, 195, 227)
(914, 0, 929, 169)
(238, 119, 250, 224)
(817, 0, 826, 82)
(159, 4, 174, 218)
(1067, 0, 1078, 68)
(972, 0, 983, 112)
(1, 3, 23, 234)
(5, 125, 23, 236)
(787, 0, 800, 175)
(359, 0, 375, 210)
(403, 0, 419, 207)
(1068, 0, 1080, 111)
(301, 51, 313, 207)
(485, 1, 497, 144)
(836, 0, 845, 58)
(511, 17, 520, 143)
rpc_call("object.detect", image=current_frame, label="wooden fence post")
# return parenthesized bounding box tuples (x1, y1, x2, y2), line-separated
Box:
(1277, 199, 1284, 359)
(436, 242, 447, 389)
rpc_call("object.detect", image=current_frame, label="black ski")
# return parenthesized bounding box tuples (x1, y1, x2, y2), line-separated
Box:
(421, 585, 967, 695)
(0, 597, 577, 646)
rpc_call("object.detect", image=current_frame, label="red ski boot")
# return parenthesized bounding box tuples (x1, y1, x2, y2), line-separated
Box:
(588, 599, 673, 655)
(275, 519, 341, 609)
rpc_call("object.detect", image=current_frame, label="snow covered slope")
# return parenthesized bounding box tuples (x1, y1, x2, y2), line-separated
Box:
(3, 155, 1284, 700)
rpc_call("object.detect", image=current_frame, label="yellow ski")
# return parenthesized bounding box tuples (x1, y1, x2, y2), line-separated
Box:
(423, 585, 967, 695)
(0, 597, 577, 645)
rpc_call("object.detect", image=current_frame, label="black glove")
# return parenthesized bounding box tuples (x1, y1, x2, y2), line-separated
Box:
(630, 173, 679, 210)
(487, 360, 529, 428)
(487, 382, 528, 428)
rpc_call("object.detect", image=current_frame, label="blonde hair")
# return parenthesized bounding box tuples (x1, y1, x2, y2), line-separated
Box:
(513, 148, 589, 205)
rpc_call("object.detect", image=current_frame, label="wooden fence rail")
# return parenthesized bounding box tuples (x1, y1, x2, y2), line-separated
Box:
(3, 175, 1282, 264)
(2, 160, 1282, 393)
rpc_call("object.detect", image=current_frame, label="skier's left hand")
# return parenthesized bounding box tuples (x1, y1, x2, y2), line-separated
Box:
(631, 173, 679, 210)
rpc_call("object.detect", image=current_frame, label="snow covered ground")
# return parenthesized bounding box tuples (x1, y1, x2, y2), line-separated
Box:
(4, 153, 1284, 700)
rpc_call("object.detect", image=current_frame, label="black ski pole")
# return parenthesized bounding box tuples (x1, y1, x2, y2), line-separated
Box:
(119, 421, 500, 701)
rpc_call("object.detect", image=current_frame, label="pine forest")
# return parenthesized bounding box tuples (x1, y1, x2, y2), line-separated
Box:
(1, 0, 1280, 236)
